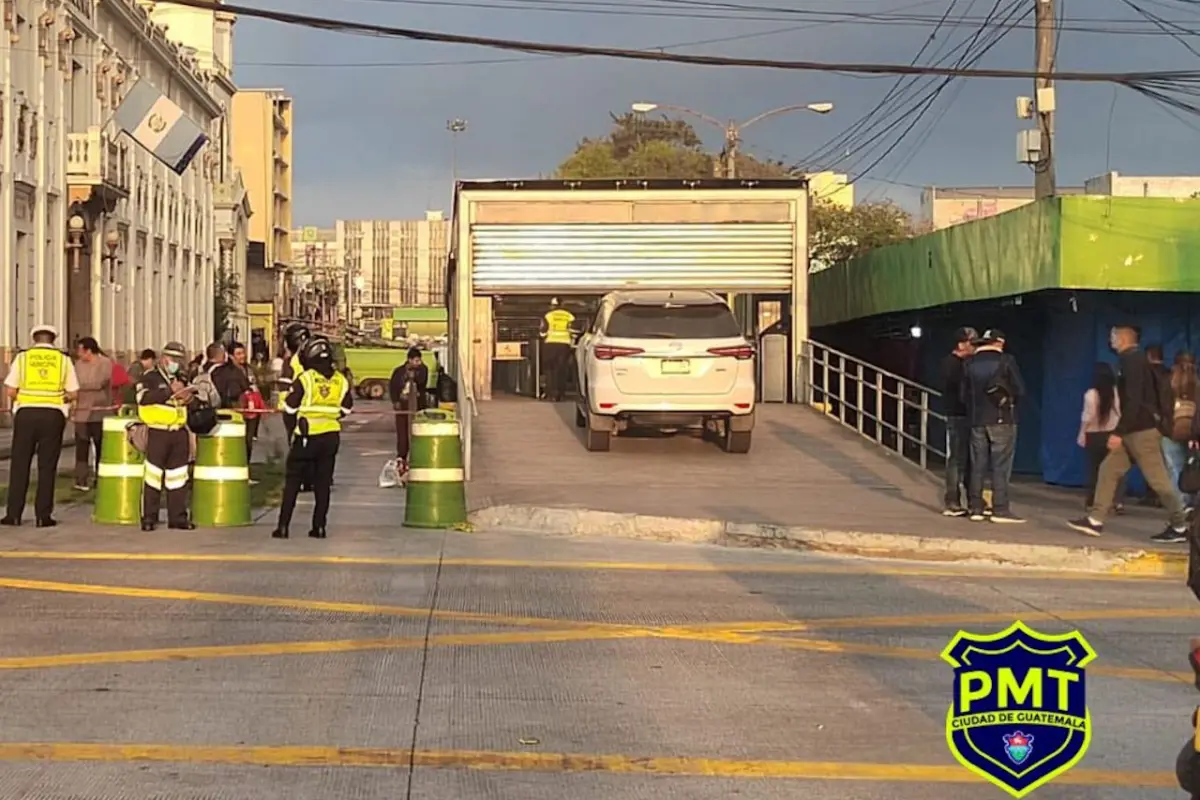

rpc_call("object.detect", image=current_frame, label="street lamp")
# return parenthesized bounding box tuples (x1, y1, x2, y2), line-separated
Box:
(631, 101, 834, 179)
(67, 214, 86, 274)
(447, 118, 467, 183)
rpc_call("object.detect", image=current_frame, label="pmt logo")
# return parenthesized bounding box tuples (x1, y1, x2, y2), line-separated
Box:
(941, 621, 1096, 797)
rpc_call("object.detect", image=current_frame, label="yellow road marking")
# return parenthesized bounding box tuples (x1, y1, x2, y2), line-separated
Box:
(695, 606, 1200, 635)
(0, 550, 1178, 581)
(667, 629, 1193, 684)
(0, 577, 613, 632)
(0, 742, 1174, 786)
(0, 628, 644, 671)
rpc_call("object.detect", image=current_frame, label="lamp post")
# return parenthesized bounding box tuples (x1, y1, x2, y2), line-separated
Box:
(447, 118, 467, 183)
(630, 101, 834, 179)
(102, 229, 120, 284)
(67, 214, 86, 274)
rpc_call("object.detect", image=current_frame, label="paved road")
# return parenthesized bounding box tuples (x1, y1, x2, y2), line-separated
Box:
(0, 427, 1194, 798)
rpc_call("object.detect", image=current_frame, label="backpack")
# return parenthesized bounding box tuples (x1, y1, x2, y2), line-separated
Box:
(1150, 366, 1189, 441)
(1173, 389, 1198, 443)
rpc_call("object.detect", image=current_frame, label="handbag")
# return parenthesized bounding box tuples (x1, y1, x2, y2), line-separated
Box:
(1180, 451, 1200, 496)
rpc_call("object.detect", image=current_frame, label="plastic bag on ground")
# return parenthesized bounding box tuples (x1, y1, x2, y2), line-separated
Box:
(379, 459, 401, 489)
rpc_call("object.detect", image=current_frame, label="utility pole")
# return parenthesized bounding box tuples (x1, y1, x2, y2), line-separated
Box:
(447, 119, 467, 183)
(722, 126, 739, 179)
(1033, 0, 1057, 199)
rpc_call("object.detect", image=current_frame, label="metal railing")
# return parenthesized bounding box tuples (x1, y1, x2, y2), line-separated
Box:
(456, 338, 478, 480)
(798, 340, 947, 469)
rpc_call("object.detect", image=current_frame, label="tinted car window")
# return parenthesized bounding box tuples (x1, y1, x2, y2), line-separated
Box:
(605, 302, 741, 339)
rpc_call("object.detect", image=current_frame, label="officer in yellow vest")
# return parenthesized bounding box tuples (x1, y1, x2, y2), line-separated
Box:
(271, 337, 352, 540)
(137, 342, 196, 531)
(1, 325, 78, 528)
(539, 297, 576, 402)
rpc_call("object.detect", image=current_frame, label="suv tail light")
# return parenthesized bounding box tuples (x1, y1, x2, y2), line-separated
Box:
(594, 345, 645, 360)
(708, 345, 755, 360)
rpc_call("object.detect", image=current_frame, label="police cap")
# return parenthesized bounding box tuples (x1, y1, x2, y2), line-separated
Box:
(30, 324, 58, 340)
(162, 341, 186, 359)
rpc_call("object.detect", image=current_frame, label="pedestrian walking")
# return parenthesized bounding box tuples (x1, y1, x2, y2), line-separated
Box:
(539, 297, 575, 402)
(137, 342, 196, 531)
(940, 327, 976, 516)
(227, 342, 263, 464)
(71, 337, 112, 491)
(962, 329, 1026, 523)
(1068, 324, 1189, 542)
(1163, 351, 1199, 513)
(1, 325, 78, 527)
(271, 338, 352, 540)
(1077, 362, 1127, 512)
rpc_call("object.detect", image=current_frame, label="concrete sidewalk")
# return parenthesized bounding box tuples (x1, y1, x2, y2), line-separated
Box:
(467, 401, 1191, 576)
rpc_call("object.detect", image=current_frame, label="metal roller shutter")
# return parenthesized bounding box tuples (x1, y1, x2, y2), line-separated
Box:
(471, 223, 795, 293)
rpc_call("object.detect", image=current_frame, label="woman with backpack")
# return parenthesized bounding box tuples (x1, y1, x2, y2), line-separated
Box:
(1166, 351, 1199, 511)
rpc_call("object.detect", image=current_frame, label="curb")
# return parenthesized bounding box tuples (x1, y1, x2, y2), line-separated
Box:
(467, 504, 1190, 577)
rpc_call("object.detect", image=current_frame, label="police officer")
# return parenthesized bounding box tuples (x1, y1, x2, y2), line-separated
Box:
(1, 325, 78, 527)
(271, 337, 352, 540)
(277, 323, 310, 440)
(137, 342, 196, 531)
(539, 297, 575, 402)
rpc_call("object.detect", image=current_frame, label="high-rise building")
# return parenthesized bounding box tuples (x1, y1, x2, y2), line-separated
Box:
(232, 88, 292, 272)
(335, 212, 450, 322)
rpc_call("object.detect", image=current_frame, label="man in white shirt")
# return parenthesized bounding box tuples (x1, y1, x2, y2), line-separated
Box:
(2, 325, 79, 527)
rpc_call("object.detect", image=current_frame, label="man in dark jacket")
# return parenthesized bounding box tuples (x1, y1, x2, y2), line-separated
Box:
(961, 329, 1026, 523)
(939, 327, 976, 516)
(1069, 324, 1188, 542)
(389, 347, 429, 470)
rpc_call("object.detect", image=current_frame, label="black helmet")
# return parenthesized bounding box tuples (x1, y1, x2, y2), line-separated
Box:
(303, 336, 333, 366)
(283, 322, 311, 353)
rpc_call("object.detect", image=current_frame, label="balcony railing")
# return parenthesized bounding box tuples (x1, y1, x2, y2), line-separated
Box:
(66, 127, 130, 195)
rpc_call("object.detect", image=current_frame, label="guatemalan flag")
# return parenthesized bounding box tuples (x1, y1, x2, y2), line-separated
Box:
(111, 78, 209, 176)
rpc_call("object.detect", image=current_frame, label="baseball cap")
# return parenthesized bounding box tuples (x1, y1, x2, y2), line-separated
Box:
(976, 328, 1007, 344)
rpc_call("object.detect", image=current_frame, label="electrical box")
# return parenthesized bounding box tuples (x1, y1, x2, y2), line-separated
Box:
(1016, 96, 1034, 119)
(1036, 87, 1057, 114)
(1017, 129, 1042, 164)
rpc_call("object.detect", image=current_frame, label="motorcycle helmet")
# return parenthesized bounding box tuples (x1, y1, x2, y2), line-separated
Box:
(283, 322, 311, 354)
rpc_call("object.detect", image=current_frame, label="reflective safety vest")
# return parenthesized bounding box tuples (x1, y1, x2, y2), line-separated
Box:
(543, 308, 575, 345)
(297, 369, 349, 436)
(15, 345, 68, 410)
(276, 353, 304, 410)
(138, 403, 188, 429)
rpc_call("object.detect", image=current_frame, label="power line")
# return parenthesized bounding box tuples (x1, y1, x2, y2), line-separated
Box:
(161, 0, 1200, 86)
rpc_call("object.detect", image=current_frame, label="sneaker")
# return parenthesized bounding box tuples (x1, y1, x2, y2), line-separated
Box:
(968, 511, 987, 522)
(73, 483, 90, 492)
(1150, 527, 1188, 545)
(983, 508, 994, 517)
(1067, 517, 1103, 537)
(990, 511, 1026, 524)
(1114, 503, 1126, 515)
(943, 507, 968, 517)
(249, 479, 260, 486)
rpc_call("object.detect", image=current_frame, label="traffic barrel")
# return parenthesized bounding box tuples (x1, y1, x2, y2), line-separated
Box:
(403, 409, 467, 529)
(191, 409, 252, 527)
(92, 406, 145, 525)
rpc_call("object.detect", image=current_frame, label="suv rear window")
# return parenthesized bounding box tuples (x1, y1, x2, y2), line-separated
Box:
(605, 302, 741, 339)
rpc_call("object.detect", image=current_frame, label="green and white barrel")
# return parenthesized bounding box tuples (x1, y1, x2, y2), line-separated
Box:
(191, 410, 252, 527)
(92, 407, 145, 525)
(404, 409, 467, 529)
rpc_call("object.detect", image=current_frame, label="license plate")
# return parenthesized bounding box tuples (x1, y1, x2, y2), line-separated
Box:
(661, 359, 691, 375)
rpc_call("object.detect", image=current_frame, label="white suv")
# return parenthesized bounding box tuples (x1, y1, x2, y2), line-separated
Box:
(574, 289, 756, 453)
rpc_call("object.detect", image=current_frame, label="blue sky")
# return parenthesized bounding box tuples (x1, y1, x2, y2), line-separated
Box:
(231, 0, 1200, 224)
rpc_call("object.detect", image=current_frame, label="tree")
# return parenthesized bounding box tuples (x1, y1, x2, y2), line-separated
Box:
(213, 262, 240, 341)
(809, 199, 915, 270)
(555, 112, 791, 180)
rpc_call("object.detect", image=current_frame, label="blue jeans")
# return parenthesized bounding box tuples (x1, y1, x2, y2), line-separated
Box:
(1162, 437, 1192, 506)
(944, 416, 971, 508)
(969, 424, 1017, 514)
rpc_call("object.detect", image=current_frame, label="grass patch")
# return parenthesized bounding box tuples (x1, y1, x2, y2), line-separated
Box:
(250, 460, 286, 508)
(0, 472, 91, 508)
(0, 462, 287, 510)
